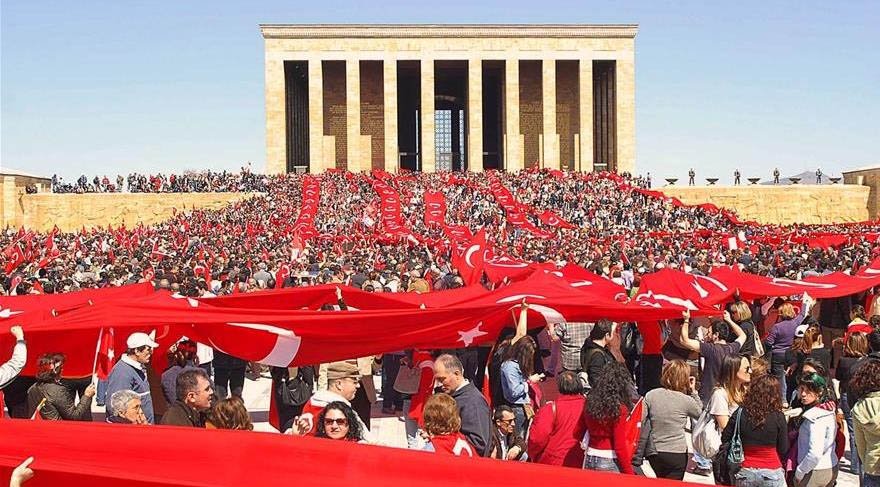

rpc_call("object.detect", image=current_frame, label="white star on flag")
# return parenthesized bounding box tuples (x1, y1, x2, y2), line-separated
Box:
(457, 322, 488, 347)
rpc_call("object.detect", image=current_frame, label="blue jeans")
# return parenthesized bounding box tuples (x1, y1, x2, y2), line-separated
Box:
(511, 404, 528, 438)
(839, 393, 862, 478)
(864, 473, 880, 487)
(734, 468, 786, 487)
(584, 455, 621, 473)
(96, 379, 109, 405)
(693, 452, 713, 469)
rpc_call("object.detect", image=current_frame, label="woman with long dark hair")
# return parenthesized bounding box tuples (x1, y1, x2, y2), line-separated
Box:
(721, 375, 788, 487)
(500, 334, 542, 435)
(582, 362, 635, 474)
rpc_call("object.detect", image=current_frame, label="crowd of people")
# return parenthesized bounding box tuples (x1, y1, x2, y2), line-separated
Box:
(50, 165, 268, 193)
(3, 168, 880, 485)
(4, 295, 880, 485)
(7, 169, 879, 300)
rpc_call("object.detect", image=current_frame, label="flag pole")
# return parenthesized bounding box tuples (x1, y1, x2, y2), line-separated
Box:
(91, 327, 104, 384)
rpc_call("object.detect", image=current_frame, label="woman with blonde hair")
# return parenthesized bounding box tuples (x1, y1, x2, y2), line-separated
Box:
(730, 301, 761, 357)
(635, 360, 702, 480)
(766, 295, 815, 405)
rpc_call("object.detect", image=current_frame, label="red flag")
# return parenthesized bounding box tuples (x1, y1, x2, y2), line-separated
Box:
(452, 229, 487, 286)
(3, 244, 25, 274)
(32, 280, 44, 294)
(31, 398, 47, 420)
(275, 264, 291, 289)
(625, 397, 644, 453)
(96, 328, 115, 380)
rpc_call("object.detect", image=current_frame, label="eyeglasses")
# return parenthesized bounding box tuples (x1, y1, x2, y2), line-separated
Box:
(497, 418, 515, 425)
(324, 418, 348, 426)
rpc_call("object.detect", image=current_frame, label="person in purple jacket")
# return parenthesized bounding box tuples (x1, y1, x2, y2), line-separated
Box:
(765, 293, 814, 406)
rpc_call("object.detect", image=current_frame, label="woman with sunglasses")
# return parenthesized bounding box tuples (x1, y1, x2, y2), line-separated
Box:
(315, 401, 364, 442)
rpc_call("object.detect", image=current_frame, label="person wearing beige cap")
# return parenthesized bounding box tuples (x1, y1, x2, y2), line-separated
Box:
(105, 330, 159, 423)
(289, 360, 372, 442)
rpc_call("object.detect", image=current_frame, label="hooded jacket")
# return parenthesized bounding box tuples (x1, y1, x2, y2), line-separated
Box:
(795, 400, 838, 480)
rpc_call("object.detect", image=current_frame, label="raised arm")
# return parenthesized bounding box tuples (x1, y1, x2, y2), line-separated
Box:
(510, 299, 528, 345)
(679, 311, 701, 352)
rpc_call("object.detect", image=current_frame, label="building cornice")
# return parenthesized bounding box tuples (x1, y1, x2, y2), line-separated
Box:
(259, 24, 638, 40)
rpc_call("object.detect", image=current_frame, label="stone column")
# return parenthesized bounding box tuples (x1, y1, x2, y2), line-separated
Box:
(504, 59, 522, 171)
(265, 55, 286, 174)
(578, 59, 594, 172)
(542, 59, 559, 170)
(307, 59, 324, 173)
(383, 59, 399, 172)
(346, 59, 362, 172)
(616, 54, 635, 174)
(467, 58, 483, 172)
(420, 58, 435, 172)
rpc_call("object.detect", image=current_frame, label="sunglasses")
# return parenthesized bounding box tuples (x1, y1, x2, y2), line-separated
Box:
(497, 418, 515, 425)
(324, 418, 348, 426)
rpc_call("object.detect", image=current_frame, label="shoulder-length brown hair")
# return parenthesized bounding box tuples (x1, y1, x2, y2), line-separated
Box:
(660, 360, 690, 394)
(423, 393, 461, 436)
(844, 333, 869, 358)
(205, 396, 253, 431)
(742, 374, 782, 427)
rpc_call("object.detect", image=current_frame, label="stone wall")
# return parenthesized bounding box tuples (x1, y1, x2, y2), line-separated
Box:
(843, 167, 880, 219)
(0, 188, 256, 232)
(660, 185, 871, 225)
(519, 60, 542, 169)
(360, 60, 385, 170)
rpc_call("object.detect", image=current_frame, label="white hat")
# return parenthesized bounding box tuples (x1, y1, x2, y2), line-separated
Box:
(127, 331, 158, 349)
(794, 324, 808, 338)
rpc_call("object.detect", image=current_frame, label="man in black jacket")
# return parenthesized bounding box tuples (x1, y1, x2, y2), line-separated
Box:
(161, 369, 213, 427)
(433, 353, 492, 457)
(580, 319, 619, 389)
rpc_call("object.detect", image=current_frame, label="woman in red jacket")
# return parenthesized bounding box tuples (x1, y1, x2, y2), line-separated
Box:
(582, 362, 636, 474)
(527, 371, 587, 467)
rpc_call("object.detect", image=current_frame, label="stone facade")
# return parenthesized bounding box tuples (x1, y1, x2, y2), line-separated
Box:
(0, 187, 255, 232)
(843, 166, 880, 219)
(261, 24, 638, 174)
(661, 185, 871, 225)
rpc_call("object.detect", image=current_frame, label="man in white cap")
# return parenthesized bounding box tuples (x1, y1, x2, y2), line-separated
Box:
(105, 331, 158, 423)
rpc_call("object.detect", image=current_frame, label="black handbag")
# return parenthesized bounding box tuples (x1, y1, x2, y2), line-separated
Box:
(277, 368, 311, 407)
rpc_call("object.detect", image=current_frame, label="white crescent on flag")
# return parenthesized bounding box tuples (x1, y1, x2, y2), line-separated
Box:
(225, 322, 302, 366)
